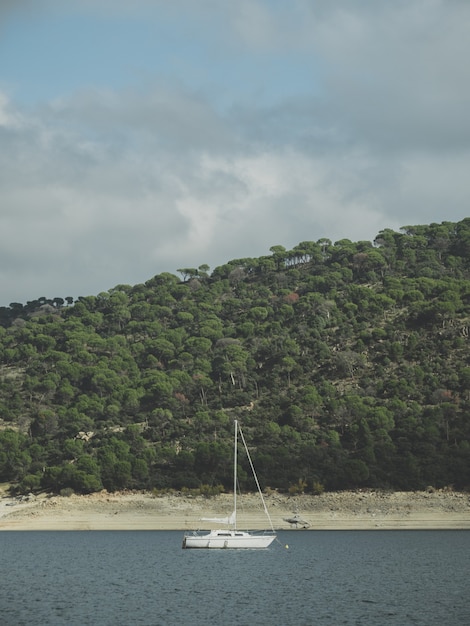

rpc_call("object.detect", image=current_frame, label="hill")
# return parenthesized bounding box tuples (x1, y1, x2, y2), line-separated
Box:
(0, 218, 469, 495)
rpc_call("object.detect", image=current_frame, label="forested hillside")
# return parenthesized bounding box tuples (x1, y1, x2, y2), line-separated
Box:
(1, 219, 470, 495)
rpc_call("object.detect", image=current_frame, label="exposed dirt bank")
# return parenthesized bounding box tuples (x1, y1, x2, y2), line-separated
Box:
(1, 489, 469, 531)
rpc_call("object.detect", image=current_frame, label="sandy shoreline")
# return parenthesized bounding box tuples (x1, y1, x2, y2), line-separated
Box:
(1, 489, 469, 531)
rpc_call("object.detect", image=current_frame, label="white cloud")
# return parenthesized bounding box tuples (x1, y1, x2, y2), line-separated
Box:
(0, 93, 24, 129)
(1, 87, 399, 302)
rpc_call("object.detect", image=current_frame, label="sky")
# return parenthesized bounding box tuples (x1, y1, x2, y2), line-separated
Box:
(1, 0, 469, 306)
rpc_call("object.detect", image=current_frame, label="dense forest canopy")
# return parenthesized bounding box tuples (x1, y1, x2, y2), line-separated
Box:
(0, 219, 469, 495)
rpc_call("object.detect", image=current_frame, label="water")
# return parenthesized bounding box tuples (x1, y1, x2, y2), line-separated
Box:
(0, 530, 469, 625)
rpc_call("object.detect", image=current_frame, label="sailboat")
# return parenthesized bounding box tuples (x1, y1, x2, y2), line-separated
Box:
(182, 420, 277, 549)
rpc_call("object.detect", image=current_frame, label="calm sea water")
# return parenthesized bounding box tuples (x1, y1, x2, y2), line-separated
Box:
(0, 530, 468, 625)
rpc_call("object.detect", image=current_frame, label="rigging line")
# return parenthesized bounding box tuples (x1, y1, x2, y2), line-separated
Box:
(238, 423, 276, 534)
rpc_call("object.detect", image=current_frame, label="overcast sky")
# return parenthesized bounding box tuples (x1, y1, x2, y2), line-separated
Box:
(1, 0, 469, 306)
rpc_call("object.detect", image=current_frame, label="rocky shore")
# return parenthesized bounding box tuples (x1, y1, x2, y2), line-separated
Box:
(1, 489, 469, 531)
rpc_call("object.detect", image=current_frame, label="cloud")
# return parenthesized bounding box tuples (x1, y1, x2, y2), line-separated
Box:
(298, 0, 470, 152)
(1, 1, 469, 304)
(1, 85, 397, 303)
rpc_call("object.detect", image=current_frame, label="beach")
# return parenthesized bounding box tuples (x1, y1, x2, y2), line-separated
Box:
(0, 489, 469, 531)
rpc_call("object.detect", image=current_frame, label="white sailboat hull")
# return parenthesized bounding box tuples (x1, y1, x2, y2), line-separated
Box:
(182, 529, 276, 549)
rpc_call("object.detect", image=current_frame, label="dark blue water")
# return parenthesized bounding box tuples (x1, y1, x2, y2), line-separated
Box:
(0, 530, 469, 625)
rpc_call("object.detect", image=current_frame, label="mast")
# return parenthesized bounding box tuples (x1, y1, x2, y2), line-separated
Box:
(233, 419, 237, 529)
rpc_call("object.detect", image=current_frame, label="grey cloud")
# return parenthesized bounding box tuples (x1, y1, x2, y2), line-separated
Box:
(301, 1, 470, 153)
(46, 87, 236, 155)
(215, 1, 470, 154)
